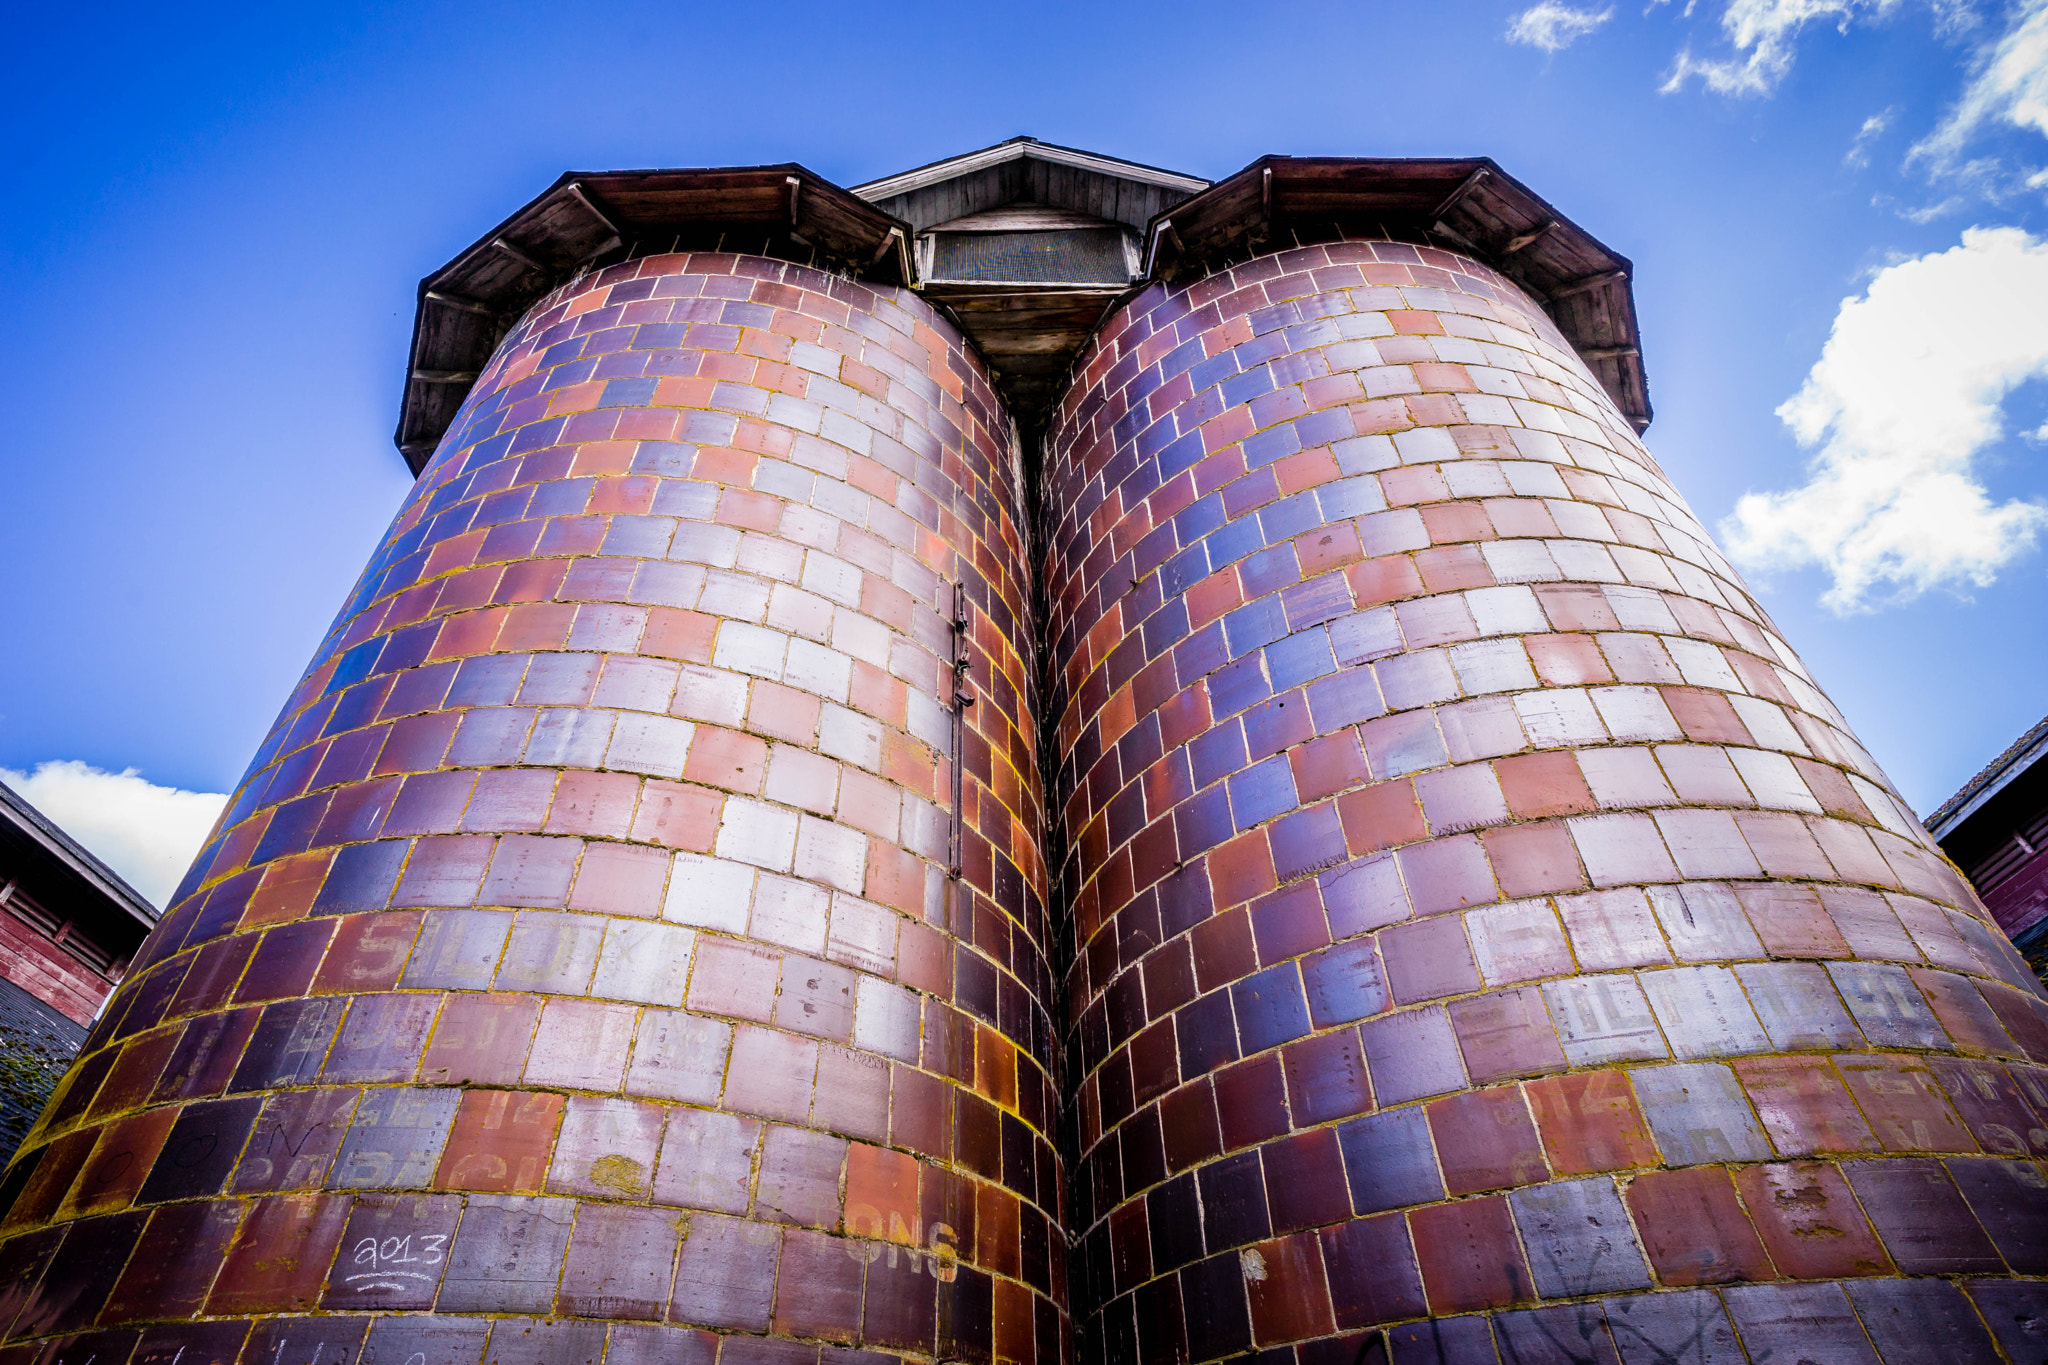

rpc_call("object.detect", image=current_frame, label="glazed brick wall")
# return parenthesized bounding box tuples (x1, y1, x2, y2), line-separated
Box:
(1042, 238, 2048, 1364)
(0, 252, 1065, 1365)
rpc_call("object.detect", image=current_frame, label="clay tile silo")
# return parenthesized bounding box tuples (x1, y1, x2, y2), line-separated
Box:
(7, 145, 2048, 1365)
(0, 164, 1063, 1365)
(1043, 158, 2048, 1363)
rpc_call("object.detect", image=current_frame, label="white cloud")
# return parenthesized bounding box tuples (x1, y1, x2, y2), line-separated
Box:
(1507, 2, 1617, 50)
(1662, 0, 1895, 95)
(1846, 105, 1900, 165)
(1912, 0, 2048, 171)
(2, 761, 226, 908)
(1723, 226, 2048, 612)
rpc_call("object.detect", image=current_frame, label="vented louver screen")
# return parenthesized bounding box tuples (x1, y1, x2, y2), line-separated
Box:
(62, 932, 114, 975)
(6, 892, 60, 938)
(929, 228, 1130, 286)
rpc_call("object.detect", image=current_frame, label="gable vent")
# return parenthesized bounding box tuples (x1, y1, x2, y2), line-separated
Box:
(927, 227, 1134, 287)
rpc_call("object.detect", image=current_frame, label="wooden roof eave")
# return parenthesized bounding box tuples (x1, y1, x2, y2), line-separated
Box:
(395, 166, 915, 473)
(1143, 156, 1653, 432)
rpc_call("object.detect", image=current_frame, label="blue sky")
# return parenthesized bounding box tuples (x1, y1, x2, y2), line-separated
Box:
(6, 0, 2048, 901)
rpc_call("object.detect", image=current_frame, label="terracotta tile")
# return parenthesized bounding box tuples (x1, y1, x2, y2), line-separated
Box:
(1299, 939, 1389, 1027)
(1624, 1167, 1773, 1285)
(1427, 1088, 1548, 1194)
(1214, 1052, 1291, 1152)
(669, 1211, 780, 1330)
(1465, 900, 1573, 984)
(1527, 1071, 1658, 1175)
(331, 1086, 462, 1189)
(1630, 1062, 1772, 1164)
(130, 1317, 252, 1365)
(437, 1193, 575, 1312)
(207, 1192, 353, 1313)
(524, 999, 636, 1090)
(485, 1317, 608, 1365)
(1450, 986, 1566, 1084)
(63, 1107, 180, 1217)
(1913, 968, 2021, 1057)
(723, 1024, 819, 1123)
(1948, 1156, 2048, 1273)
(756, 1124, 847, 1227)
(1409, 1195, 1533, 1313)
(1720, 1284, 1872, 1365)
(1734, 1161, 1892, 1279)
(773, 1226, 865, 1342)
(101, 1199, 242, 1323)
(1360, 1005, 1468, 1105)
(1847, 1278, 2004, 1365)
(321, 991, 440, 1083)
(231, 1086, 362, 1192)
(687, 937, 781, 1021)
(1836, 1054, 1976, 1153)
(1381, 914, 1480, 1004)
(150, 1006, 262, 1102)
(11, 1208, 147, 1336)
(625, 1008, 731, 1104)
(1930, 1057, 2048, 1156)
(1281, 1027, 1372, 1125)
(1262, 1127, 1350, 1233)
(1736, 884, 1850, 959)
(135, 1094, 264, 1204)
(1734, 1055, 1880, 1156)
(420, 992, 540, 1085)
(435, 1089, 563, 1192)
(1842, 1158, 2001, 1273)
(1319, 1212, 1426, 1327)
(310, 911, 423, 994)
(1243, 1232, 1334, 1345)
(360, 1314, 490, 1365)
(1485, 821, 1589, 899)
(548, 1095, 665, 1199)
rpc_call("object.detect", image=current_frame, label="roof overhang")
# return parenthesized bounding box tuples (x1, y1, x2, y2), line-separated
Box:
(393, 148, 1654, 470)
(1144, 157, 1652, 432)
(1928, 714, 2048, 839)
(0, 780, 158, 929)
(851, 136, 1208, 209)
(395, 165, 915, 471)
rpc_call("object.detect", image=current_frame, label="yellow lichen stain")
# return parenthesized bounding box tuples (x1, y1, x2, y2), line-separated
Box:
(588, 1154, 648, 1196)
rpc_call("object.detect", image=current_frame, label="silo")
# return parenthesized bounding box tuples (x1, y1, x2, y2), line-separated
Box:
(1045, 161, 2048, 1362)
(0, 172, 1064, 1365)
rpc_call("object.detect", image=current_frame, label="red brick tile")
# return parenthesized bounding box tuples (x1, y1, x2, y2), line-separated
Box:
(1624, 1167, 1773, 1286)
(207, 1193, 352, 1313)
(1409, 1195, 1533, 1313)
(1450, 987, 1566, 1084)
(1734, 1056, 1880, 1156)
(1495, 751, 1597, 819)
(1734, 1161, 1893, 1279)
(1427, 1088, 1547, 1194)
(1244, 1232, 1335, 1345)
(1527, 1071, 1659, 1174)
(1336, 778, 1426, 855)
(1837, 1055, 1977, 1153)
(434, 1089, 562, 1192)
